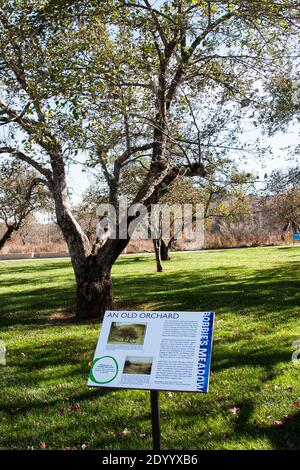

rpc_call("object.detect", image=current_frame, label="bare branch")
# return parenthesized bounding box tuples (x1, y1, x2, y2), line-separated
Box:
(143, 0, 168, 47)
(116, 142, 156, 167)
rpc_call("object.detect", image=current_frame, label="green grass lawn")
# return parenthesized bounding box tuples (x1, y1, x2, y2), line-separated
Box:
(0, 247, 300, 450)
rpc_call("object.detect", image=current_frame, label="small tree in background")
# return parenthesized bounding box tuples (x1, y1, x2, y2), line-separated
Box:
(0, 161, 47, 250)
(265, 167, 300, 236)
(158, 168, 255, 262)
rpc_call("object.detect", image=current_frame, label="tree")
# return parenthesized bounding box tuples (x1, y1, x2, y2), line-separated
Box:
(119, 326, 139, 343)
(262, 69, 300, 178)
(262, 74, 300, 134)
(0, 1, 299, 318)
(265, 166, 300, 234)
(153, 177, 200, 265)
(0, 160, 46, 250)
(151, 163, 255, 262)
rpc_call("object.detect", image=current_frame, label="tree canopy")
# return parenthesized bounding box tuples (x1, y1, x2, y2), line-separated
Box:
(0, 0, 299, 318)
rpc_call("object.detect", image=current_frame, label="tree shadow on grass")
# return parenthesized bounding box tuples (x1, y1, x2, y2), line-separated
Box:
(0, 285, 75, 327)
(0, 334, 108, 416)
(170, 399, 300, 450)
(0, 257, 299, 328)
(2, 394, 299, 449)
(0, 260, 72, 276)
(0, 393, 153, 450)
(228, 400, 300, 450)
(234, 401, 300, 450)
(1, 385, 111, 417)
(115, 255, 154, 265)
(114, 260, 300, 322)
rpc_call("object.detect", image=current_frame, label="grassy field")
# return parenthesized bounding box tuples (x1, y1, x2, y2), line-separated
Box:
(0, 247, 300, 450)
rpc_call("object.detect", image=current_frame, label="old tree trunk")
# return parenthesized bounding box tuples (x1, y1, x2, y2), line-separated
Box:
(75, 257, 113, 319)
(73, 239, 128, 320)
(160, 239, 171, 261)
(63, 233, 129, 320)
(0, 225, 14, 250)
(56, 213, 128, 320)
(153, 239, 163, 272)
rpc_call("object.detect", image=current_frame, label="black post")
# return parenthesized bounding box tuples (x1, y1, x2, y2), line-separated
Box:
(150, 390, 161, 451)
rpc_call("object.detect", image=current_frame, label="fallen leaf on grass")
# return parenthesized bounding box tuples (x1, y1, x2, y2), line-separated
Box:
(108, 428, 132, 437)
(119, 428, 131, 436)
(39, 441, 48, 449)
(228, 407, 240, 415)
(69, 403, 81, 411)
(274, 420, 284, 427)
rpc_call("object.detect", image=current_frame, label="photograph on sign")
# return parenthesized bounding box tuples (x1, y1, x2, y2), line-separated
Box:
(88, 311, 214, 393)
(123, 356, 153, 375)
(107, 322, 147, 345)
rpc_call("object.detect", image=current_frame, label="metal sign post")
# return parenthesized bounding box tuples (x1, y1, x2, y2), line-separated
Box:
(150, 390, 161, 451)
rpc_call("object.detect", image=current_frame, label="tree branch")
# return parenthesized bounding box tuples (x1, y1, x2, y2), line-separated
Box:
(0, 146, 52, 181)
(166, 10, 236, 109)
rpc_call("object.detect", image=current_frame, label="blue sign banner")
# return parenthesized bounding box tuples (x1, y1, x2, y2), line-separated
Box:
(294, 233, 300, 241)
(197, 312, 215, 393)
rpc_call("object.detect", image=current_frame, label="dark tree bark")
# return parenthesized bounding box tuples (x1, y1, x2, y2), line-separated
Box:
(70, 234, 129, 320)
(160, 239, 171, 261)
(75, 256, 113, 320)
(0, 225, 14, 250)
(153, 239, 163, 272)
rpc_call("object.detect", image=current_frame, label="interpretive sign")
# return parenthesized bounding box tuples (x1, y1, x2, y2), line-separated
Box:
(88, 311, 214, 393)
(293, 233, 300, 241)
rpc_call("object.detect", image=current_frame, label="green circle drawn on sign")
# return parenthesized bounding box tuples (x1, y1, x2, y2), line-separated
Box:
(89, 356, 119, 384)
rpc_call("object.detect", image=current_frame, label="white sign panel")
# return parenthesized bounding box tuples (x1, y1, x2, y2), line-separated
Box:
(88, 311, 214, 393)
